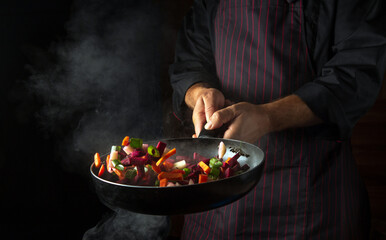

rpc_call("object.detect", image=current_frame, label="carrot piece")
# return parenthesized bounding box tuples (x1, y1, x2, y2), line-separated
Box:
(94, 152, 101, 168)
(156, 148, 176, 166)
(98, 164, 105, 177)
(151, 161, 162, 174)
(157, 171, 183, 181)
(159, 178, 168, 187)
(121, 136, 130, 146)
(112, 168, 125, 180)
(162, 160, 174, 171)
(198, 161, 211, 174)
(171, 169, 185, 174)
(106, 154, 113, 173)
(199, 174, 208, 183)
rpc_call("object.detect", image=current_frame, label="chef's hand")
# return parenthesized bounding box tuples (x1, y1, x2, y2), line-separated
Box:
(204, 102, 271, 143)
(184, 83, 226, 137)
(204, 95, 323, 144)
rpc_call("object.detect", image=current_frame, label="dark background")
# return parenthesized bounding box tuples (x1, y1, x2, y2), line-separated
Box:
(0, 0, 193, 239)
(1, 0, 385, 239)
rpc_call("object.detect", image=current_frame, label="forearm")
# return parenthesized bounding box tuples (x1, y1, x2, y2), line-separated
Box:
(263, 94, 323, 133)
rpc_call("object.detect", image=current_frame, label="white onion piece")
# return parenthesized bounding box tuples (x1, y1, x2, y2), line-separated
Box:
(218, 141, 226, 159)
(123, 145, 135, 155)
(173, 160, 187, 169)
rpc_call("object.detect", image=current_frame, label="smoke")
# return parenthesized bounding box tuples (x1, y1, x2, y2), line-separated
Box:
(83, 209, 170, 240)
(25, 0, 180, 239)
(28, 0, 165, 174)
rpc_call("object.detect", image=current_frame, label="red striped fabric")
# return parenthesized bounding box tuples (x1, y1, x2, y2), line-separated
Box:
(181, 0, 370, 239)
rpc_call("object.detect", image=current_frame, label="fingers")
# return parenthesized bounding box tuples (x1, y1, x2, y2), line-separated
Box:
(206, 105, 236, 130)
(191, 88, 225, 137)
(202, 91, 224, 123)
(192, 97, 206, 137)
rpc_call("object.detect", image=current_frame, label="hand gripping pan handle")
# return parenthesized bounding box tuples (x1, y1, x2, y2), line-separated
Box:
(198, 123, 228, 138)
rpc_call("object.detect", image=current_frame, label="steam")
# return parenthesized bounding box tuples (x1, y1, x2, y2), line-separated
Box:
(26, 0, 178, 239)
(29, 0, 165, 174)
(83, 209, 170, 240)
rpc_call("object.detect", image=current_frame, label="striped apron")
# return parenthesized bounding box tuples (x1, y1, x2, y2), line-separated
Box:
(181, 0, 370, 239)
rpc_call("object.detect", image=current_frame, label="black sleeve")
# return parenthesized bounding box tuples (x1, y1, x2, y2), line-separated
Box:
(169, 0, 219, 118)
(295, 0, 386, 140)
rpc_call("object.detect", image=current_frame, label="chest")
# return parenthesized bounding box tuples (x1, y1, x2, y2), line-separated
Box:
(212, 0, 313, 103)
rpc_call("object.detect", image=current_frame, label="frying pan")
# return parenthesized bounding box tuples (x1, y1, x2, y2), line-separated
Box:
(90, 135, 264, 215)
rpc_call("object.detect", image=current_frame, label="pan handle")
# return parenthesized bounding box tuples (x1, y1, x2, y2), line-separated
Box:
(198, 123, 228, 138)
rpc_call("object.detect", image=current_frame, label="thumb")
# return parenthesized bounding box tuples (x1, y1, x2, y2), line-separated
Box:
(205, 106, 236, 130)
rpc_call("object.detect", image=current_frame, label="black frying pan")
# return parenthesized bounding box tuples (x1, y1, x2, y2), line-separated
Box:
(90, 136, 264, 215)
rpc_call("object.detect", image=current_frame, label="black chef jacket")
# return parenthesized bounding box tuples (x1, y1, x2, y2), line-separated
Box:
(170, 0, 386, 239)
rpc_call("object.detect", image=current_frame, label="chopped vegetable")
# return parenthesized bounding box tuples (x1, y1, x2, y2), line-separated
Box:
(173, 160, 187, 169)
(137, 165, 145, 178)
(224, 167, 233, 178)
(156, 141, 167, 156)
(125, 168, 137, 180)
(94, 153, 101, 168)
(111, 145, 121, 152)
(130, 156, 148, 166)
(111, 159, 124, 171)
(110, 150, 119, 161)
(151, 161, 162, 174)
(157, 171, 183, 181)
(106, 154, 113, 173)
(182, 168, 191, 178)
(113, 168, 125, 180)
(170, 169, 185, 174)
(162, 160, 174, 171)
(198, 174, 208, 183)
(218, 141, 226, 159)
(159, 178, 168, 187)
(209, 167, 220, 179)
(147, 145, 160, 157)
(154, 179, 160, 186)
(123, 145, 135, 155)
(167, 182, 175, 187)
(93, 136, 250, 187)
(198, 161, 211, 174)
(224, 153, 241, 168)
(98, 164, 105, 177)
(209, 158, 222, 168)
(130, 138, 143, 149)
(156, 148, 176, 166)
(121, 136, 130, 146)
